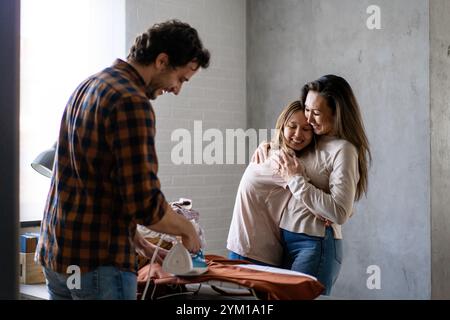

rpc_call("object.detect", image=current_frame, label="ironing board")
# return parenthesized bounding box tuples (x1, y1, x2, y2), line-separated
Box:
(137, 255, 324, 300)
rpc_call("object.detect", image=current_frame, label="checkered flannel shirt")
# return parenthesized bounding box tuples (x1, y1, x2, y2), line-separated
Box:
(36, 59, 167, 273)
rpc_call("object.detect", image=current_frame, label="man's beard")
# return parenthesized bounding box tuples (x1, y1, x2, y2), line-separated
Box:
(145, 86, 158, 100)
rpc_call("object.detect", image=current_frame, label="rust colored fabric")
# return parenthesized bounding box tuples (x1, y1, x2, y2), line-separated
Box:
(137, 255, 324, 300)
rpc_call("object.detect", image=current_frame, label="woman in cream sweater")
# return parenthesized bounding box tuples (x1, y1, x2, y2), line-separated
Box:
(274, 75, 371, 295)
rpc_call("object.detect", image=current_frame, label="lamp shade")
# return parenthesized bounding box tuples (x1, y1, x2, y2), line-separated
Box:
(31, 143, 56, 178)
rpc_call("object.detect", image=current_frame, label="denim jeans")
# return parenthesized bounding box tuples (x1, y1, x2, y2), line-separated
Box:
(228, 251, 277, 267)
(43, 266, 137, 300)
(281, 227, 343, 295)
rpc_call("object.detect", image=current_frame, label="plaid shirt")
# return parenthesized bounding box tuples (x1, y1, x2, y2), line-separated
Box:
(36, 59, 167, 274)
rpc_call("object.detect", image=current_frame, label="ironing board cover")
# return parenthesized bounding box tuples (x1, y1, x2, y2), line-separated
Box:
(137, 255, 324, 300)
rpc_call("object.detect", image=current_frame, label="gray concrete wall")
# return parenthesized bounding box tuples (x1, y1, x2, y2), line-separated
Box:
(126, 0, 247, 256)
(430, 0, 450, 299)
(247, 0, 431, 299)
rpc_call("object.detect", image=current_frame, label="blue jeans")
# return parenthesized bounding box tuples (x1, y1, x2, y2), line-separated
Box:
(228, 251, 277, 267)
(281, 227, 343, 295)
(43, 266, 137, 300)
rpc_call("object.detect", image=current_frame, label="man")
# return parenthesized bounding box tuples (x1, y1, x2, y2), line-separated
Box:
(36, 20, 210, 300)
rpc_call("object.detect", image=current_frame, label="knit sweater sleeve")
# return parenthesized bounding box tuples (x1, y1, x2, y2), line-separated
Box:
(287, 142, 359, 225)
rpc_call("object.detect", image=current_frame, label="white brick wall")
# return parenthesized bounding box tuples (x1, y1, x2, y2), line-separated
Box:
(126, 0, 247, 256)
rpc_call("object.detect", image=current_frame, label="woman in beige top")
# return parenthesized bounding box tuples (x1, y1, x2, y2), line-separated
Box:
(268, 75, 371, 295)
(227, 100, 314, 266)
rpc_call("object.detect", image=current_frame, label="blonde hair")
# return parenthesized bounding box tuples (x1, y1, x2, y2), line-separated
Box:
(301, 75, 371, 200)
(272, 100, 310, 156)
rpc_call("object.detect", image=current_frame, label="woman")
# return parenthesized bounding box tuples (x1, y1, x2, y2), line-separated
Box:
(258, 74, 371, 295)
(227, 100, 314, 266)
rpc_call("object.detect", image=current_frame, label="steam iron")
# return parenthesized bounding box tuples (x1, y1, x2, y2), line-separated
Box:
(162, 241, 208, 276)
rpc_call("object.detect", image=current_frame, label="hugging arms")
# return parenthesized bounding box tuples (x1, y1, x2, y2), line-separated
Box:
(227, 75, 371, 295)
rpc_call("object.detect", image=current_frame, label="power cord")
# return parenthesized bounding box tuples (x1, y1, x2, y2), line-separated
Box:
(141, 235, 165, 300)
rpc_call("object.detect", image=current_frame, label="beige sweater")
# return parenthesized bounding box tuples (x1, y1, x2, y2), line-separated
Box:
(227, 149, 292, 266)
(280, 135, 360, 239)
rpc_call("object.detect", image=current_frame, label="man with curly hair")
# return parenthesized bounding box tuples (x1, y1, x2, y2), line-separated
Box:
(36, 20, 210, 300)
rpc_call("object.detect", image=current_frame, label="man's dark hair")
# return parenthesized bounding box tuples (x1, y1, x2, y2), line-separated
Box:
(127, 19, 210, 69)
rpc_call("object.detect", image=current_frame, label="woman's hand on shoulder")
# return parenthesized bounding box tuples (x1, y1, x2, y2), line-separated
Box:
(251, 141, 271, 164)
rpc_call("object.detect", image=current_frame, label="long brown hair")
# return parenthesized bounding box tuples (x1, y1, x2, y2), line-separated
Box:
(301, 75, 371, 200)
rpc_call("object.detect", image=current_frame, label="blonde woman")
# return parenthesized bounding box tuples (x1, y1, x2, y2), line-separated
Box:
(227, 101, 314, 266)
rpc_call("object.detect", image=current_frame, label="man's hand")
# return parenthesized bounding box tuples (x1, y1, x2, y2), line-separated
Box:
(149, 205, 202, 254)
(180, 224, 202, 253)
(251, 141, 271, 164)
(274, 150, 306, 181)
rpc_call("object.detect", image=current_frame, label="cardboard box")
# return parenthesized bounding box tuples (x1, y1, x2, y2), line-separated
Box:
(20, 233, 39, 253)
(19, 253, 45, 284)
